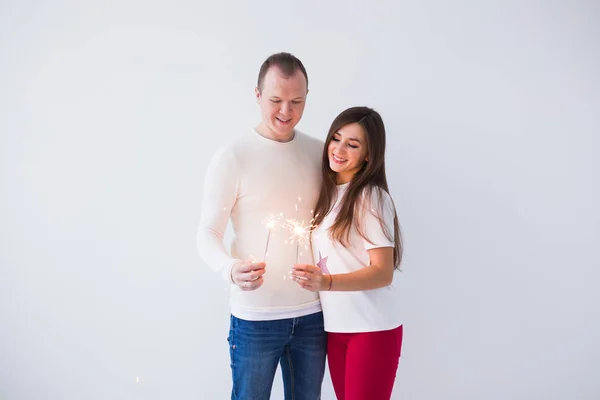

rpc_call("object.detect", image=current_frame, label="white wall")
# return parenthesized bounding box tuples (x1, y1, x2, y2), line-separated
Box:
(1, 1, 599, 399)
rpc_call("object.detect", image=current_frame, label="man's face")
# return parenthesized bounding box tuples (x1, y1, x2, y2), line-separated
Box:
(255, 66, 308, 141)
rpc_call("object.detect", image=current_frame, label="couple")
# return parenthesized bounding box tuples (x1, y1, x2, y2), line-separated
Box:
(197, 52, 403, 400)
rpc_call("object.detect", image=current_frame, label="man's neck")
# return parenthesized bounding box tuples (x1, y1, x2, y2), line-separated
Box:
(255, 123, 295, 143)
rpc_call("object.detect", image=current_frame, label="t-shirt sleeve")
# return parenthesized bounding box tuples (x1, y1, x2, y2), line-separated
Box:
(196, 146, 242, 282)
(359, 187, 396, 250)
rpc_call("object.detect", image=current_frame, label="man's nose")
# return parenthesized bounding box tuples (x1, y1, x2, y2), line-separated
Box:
(280, 102, 292, 114)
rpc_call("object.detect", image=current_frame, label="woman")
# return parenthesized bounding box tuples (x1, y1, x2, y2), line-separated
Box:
(291, 106, 403, 400)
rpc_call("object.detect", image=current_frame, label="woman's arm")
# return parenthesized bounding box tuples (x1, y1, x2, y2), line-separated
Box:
(291, 246, 394, 292)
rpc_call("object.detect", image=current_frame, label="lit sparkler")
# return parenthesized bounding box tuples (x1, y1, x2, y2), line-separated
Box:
(283, 219, 314, 264)
(262, 214, 282, 261)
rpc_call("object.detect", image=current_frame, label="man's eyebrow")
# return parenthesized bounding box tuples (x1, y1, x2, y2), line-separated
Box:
(269, 96, 305, 100)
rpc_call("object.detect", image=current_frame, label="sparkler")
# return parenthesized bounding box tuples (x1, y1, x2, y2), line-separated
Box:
(262, 214, 283, 261)
(283, 218, 314, 264)
(259, 197, 318, 280)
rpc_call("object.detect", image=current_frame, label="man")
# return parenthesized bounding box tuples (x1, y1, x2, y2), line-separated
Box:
(197, 53, 326, 399)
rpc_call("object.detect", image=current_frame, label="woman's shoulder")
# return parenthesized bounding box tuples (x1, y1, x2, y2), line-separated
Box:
(359, 185, 394, 209)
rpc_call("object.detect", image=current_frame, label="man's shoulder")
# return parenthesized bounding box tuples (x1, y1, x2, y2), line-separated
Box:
(206, 131, 251, 168)
(214, 130, 255, 154)
(295, 130, 324, 151)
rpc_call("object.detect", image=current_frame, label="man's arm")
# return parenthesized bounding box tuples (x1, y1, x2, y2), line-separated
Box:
(196, 147, 241, 282)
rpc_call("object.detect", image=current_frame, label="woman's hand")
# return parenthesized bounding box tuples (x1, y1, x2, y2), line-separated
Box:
(291, 264, 331, 292)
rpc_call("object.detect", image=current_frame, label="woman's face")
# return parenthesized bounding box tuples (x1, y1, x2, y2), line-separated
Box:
(327, 122, 368, 184)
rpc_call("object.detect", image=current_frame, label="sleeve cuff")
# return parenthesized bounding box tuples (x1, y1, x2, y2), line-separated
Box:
(221, 259, 242, 284)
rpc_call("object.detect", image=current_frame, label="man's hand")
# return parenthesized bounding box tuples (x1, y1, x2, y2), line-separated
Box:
(231, 261, 266, 291)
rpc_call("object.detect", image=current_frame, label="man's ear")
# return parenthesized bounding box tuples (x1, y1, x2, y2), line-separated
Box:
(255, 87, 261, 103)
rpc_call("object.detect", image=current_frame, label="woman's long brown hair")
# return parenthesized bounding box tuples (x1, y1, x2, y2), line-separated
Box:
(313, 106, 403, 269)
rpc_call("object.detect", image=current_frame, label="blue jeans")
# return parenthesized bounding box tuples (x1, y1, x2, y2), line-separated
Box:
(227, 312, 327, 400)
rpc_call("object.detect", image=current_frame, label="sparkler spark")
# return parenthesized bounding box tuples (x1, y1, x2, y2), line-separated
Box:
(258, 201, 318, 277)
(283, 219, 314, 263)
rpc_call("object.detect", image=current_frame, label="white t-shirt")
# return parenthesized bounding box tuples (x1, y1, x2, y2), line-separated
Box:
(311, 183, 402, 332)
(197, 129, 324, 321)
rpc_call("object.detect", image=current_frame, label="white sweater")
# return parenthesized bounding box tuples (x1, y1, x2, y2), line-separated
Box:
(197, 129, 324, 321)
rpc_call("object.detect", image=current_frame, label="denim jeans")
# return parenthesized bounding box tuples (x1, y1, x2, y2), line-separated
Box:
(227, 312, 327, 400)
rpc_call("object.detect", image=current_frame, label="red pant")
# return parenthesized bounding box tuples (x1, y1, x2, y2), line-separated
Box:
(327, 325, 403, 400)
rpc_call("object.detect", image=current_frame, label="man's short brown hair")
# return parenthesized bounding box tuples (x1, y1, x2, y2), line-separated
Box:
(257, 52, 308, 92)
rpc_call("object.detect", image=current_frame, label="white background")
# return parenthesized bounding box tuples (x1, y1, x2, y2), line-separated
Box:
(1, 1, 599, 399)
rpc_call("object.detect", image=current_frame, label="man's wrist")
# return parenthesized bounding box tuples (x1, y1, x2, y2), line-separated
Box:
(228, 260, 241, 284)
